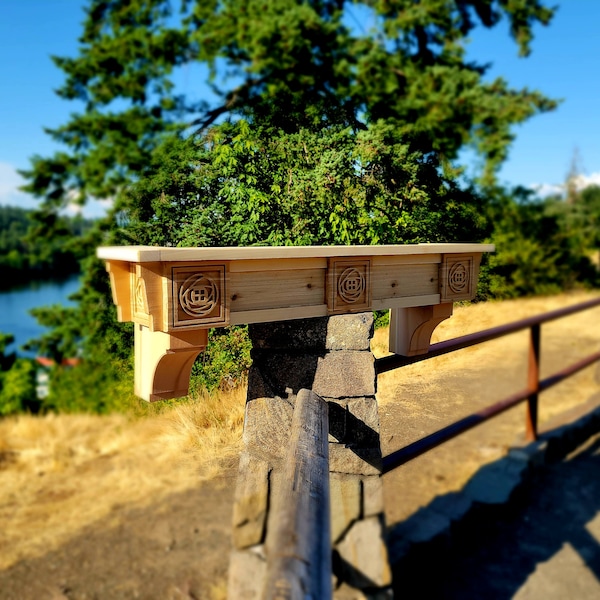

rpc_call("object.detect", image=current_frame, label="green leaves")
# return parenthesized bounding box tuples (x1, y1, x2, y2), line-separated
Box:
(25, 0, 558, 214)
(0, 332, 37, 417)
(0, 359, 37, 417)
(479, 187, 600, 299)
(124, 118, 488, 249)
(15, 0, 565, 412)
(56, 0, 189, 107)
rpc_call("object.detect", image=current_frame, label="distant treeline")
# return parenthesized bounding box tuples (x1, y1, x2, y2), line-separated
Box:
(0, 205, 95, 288)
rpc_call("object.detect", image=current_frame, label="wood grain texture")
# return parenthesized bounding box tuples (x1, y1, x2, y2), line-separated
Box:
(133, 325, 207, 401)
(230, 269, 324, 312)
(100, 244, 493, 402)
(389, 302, 454, 356)
(371, 262, 438, 302)
(263, 389, 331, 600)
(101, 245, 492, 332)
(439, 253, 483, 302)
(106, 260, 132, 322)
(97, 243, 494, 263)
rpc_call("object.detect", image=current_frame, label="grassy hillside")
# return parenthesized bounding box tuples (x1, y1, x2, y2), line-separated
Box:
(1, 291, 599, 586)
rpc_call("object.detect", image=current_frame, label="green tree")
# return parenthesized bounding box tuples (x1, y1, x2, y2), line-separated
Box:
(22, 0, 556, 210)
(575, 185, 600, 257)
(0, 206, 92, 287)
(20, 0, 559, 405)
(0, 333, 37, 416)
(479, 187, 600, 298)
(0, 359, 38, 417)
(0, 333, 16, 372)
(124, 120, 489, 248)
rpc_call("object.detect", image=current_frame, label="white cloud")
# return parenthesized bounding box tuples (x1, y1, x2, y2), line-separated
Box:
(572, 172, 600, 190)
(0, 161, 110, 218)
(532, 171, 600, 198)
(532, 182, 563, 197)
(0, 162, 38, 209)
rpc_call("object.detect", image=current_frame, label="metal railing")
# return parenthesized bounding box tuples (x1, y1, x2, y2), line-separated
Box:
(376, 296, 600, 475)
(257, 296, 600, 596)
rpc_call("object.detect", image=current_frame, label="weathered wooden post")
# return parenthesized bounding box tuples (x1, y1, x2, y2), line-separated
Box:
(97, 243, 492, 599)
(262, 388, 331, 599)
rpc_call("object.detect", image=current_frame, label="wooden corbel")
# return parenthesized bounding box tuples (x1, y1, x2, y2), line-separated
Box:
(389, 303, 453, 356)
(388, 251, 483, 356)
(134, 326, 208, 401)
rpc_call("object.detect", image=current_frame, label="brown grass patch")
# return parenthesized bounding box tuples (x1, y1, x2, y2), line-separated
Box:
(1, 291, 599, 570)
(373, 290, 600, 419)
(0, 386, 246, 570)
(375, 290, 600, 523)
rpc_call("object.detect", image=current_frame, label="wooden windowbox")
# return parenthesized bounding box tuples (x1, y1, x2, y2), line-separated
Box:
(97, 243, 494, 401)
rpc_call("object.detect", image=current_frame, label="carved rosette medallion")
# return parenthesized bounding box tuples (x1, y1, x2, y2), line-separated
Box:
(172, 265, 228, 328)
(180, 274, 219, 317)
(448, 261, 468, 294)
(338, 267, 365, 303)
(440, 255, 474, 301)
(327, 258, 371, 314)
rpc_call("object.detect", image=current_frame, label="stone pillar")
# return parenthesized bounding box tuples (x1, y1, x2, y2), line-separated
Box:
(228, 313, 392, 599)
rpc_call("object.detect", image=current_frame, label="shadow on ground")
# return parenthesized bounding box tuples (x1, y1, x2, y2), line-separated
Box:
(388, 397, 600, 600)
(0, 470, 236, 600)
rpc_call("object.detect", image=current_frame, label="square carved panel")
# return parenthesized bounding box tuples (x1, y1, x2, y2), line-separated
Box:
(439, 255, 475, 301)
(327, 258, 372, 314)
(171, 265, 228, 328)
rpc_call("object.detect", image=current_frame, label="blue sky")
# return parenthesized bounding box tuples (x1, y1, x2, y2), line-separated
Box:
(0, 1, 599, 217)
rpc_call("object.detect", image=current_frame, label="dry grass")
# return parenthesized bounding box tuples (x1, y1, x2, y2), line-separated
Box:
(0, 386, 246, 570)
(373, 290, 600, 421)
(1, 290, 599, 572)
(375, 290, 600, 524)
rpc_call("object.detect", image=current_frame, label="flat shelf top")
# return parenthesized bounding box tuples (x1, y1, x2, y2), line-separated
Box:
(97, 243, 494, 263)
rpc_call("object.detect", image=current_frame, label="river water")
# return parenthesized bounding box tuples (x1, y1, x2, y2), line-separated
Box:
(0, 277, 81, 356)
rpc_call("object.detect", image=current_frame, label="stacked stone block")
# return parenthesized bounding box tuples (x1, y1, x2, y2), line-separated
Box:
(228, 313, 392, 599)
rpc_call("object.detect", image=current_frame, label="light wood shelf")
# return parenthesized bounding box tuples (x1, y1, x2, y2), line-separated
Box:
(97, 243, 494, 400)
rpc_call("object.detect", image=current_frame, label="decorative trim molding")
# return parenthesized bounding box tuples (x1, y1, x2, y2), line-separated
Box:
(389, 303, 454, 356)
(132, 265, 151, 328)
(97, 244, 493, 401)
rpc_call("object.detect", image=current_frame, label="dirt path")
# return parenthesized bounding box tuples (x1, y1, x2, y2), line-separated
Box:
(0, 467, 238, 600)
(1, 293, 599, 599)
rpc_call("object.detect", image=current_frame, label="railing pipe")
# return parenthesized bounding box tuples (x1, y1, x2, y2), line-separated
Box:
(382, 347, 600, 475)
(376, 296, 600, 375)
(263, 389, 331, 600)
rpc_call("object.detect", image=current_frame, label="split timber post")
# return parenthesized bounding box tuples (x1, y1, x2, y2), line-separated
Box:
(262, 388, 331, 599)
(97, 243, 493, 598)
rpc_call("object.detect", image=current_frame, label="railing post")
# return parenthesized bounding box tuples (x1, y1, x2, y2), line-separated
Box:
(263, 389, 331, 600)
(526, 324, 541, 441)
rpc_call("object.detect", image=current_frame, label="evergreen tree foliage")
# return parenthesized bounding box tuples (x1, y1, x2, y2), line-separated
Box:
(479, 187, 600, 298)
(19, 0, 568, 408)
(569, 185, 600, 254)
(124, 120, 489, 248)
(0, 333, 37, 416)
(22, 0, 557, 212)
